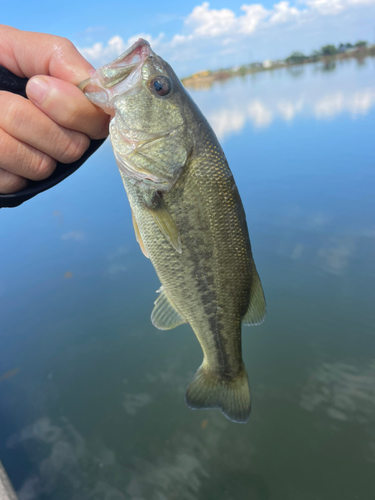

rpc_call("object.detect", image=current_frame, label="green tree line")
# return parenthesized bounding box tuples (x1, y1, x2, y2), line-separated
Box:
(285, 41, 368, 64)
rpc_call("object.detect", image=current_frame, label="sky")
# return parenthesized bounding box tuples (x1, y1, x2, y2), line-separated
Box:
(2, 0, 375, 76)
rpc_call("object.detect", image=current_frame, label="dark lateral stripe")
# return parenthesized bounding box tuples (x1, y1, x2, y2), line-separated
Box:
(182, 216, 233, 378)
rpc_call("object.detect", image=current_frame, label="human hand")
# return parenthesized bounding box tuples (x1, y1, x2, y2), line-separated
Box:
(0, 25, 110, 194)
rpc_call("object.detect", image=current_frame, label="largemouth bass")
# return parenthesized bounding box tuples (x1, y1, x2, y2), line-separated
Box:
(79, 39, 266, 423)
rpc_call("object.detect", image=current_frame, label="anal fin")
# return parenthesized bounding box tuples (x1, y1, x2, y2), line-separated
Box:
(132, 210, 149, 258)
(151, 286, 186, 330)
(243, 261, 266, 326)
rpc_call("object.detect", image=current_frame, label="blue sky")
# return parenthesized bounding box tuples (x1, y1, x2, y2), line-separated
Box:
(3, 0, 375, 76)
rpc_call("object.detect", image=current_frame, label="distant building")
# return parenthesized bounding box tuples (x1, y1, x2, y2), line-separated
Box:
(192, 70, 210, 79)
(263, 60, 273, 69)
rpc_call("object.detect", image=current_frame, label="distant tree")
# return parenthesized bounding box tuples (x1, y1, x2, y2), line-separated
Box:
(285, 51, 308, 64)
(337, 43, 353, 53)
(321, 44, 337, 56)
(355, 40, 367, 47)
(310, 50, 321, 61)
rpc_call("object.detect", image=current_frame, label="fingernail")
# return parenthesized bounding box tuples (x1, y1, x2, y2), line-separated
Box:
(27, 77, 49, 104)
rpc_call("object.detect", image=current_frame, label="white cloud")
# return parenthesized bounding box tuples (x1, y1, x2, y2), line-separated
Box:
(182, 1, 287, 38)
(79, 33, 164, 66)
(269, 1, 301, 24)
(185, 2, 237, 37)
(239, 4, 270, 33)
(79, 36, 126, 62)
(303, 0, 375, 14)
(170, 33, 193, 47)
(126, 32, 165, 51)
(303, 0, 346, 14)
(77, 0, 375, 74)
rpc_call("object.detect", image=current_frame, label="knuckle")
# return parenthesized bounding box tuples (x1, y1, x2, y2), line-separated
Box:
(59, 37, 75, 50)
(0, 128, 8, 152)
(61, 103, 81, 129)
(90, 115, 110, 140)
(54, 37, 77, 57)
(59, 133, 89, 163)
(6, 176, 27, 193)
(0, 172, 27, 194)
(63, 104, 109, 141)
(0, 94, 23, 133)
(31, 153, 56, 180)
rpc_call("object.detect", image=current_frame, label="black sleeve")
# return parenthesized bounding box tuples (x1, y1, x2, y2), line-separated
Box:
(0, 66, 106, 208)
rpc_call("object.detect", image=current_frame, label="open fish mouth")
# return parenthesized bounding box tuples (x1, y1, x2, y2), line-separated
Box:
(96, 39, 151, 89)
(78, 38, 153, 112)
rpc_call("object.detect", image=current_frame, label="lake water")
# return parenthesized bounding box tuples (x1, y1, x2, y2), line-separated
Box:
(1, 57, 375, 500)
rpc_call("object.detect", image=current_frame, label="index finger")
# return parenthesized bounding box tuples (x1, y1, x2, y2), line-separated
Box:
(0, 24, 93, 84)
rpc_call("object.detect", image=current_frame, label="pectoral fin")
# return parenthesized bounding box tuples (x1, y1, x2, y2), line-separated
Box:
(132, 211, 149, 258)
(151, 286, 186, 330)
(147, 194, 181, 253)
(243, 262, 266, 326)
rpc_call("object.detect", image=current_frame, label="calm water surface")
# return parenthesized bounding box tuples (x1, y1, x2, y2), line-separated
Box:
(1, 58, 375, 499)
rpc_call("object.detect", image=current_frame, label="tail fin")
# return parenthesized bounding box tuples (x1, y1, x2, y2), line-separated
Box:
(185, 364, 251, 423)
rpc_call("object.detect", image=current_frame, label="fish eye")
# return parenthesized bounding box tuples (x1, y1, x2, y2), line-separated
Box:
(149, 76, 172, 97)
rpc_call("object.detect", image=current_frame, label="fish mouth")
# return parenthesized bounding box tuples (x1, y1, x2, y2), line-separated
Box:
(78, 38, 153, 111)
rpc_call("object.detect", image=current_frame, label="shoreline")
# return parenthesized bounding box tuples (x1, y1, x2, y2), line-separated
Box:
(181, 45, 375, 89)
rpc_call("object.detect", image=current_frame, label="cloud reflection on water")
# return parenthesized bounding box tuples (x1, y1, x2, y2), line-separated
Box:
(208, 87, 375, 139)
(189, 60, 375, 140)
(300, 360, 375, 424)
(272, 204, 375, 277)
(106, 245, 130, 275)
(123, 393, 152, 415)
(7, 418, 86, 500)
(317, 235, 357, 276)
(7, 413, 230, 500)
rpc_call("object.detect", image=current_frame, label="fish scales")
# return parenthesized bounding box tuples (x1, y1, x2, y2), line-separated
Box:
(80, 39, 266, 423)
(124, 135, 251, 376)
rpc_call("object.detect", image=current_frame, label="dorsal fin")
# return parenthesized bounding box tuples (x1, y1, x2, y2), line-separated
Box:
(243, 262, 266, 326)
(151, 286, 186, 330)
